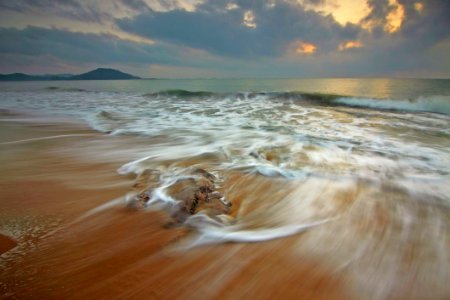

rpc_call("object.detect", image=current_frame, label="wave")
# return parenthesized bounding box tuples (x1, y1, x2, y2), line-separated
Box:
(181, 213, 330, 248)
(144, 89, 341, 102)
(143, 89, 450, 114)
(44, 86, 87, 92)
(36, 86, 450, 115)
(334, 96, 450, 115)
(144, 89, 216, 98)
(117, 161, 339, 248)
(85, 110, 130, 133)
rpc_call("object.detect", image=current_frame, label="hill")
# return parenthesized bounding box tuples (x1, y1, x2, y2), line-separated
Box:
(0, 73, 45, 81)
(0, 68, 140, 81)
(69, 68, 140, 80)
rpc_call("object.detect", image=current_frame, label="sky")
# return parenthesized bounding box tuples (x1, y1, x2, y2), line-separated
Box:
(0, 0, 449, 78)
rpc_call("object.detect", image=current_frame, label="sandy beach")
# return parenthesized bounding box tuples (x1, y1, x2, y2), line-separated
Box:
(1, 0, 450, 296)
(0, 92, 449, 299)
(0, 113, 351, 299)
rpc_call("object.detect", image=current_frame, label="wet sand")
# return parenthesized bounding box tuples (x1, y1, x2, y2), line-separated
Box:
(0, 115, 351, 299)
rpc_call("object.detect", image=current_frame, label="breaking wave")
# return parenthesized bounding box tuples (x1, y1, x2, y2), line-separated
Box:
(144, 89, 341, 103)
(334, 95, 450, 115)
(143, 89, 450, 114)
(44, 86, 87, 92)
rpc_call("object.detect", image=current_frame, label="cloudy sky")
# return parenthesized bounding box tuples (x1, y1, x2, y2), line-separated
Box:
(0, 0, 449, 78)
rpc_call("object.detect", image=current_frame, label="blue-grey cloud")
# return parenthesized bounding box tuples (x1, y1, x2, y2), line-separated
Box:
(398, 0, 450, 44)
(118, 0, 361, 58)
(0, 26, 182, 65)
(0, 0, 448, 77)
(362, 0, 450, 42)
(119, 0, 150, 12)
(358, 0, 450, 73)
(0, 0, 107, 23)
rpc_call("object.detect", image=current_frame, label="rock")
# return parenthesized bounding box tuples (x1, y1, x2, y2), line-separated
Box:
(127, 169, 160, 209)
(249, 150, 262, 159)
(0, 233, 17, 255)
(165, 176, 214, 215)
(129, 167, 232, 222)
(191, 168, 216, 181)
(131, 169, 160, 192)
(127, 192, 150, 209)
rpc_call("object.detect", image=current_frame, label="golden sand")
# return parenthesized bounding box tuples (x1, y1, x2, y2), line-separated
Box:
(0, 117, 350, 299)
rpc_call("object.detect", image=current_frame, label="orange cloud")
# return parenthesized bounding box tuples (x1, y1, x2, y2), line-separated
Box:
(414, 2, 424, 13)
(299, 0, 370, 25)
(294, 41, 317, 55)
(338, 40, 363, 51)
(385, 0, 405, 33)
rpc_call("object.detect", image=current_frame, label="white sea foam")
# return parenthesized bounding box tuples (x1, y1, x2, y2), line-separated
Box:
(2, 86, 449, 245)
(117, 155, 159, 175)
(0, 134, 95, 145)
(181, 213, 331, 248)
(74, 197, 124, 222)
(334, 95, 450, 115)
(101, 91, 449, 188)
(1, 82, 449, 298)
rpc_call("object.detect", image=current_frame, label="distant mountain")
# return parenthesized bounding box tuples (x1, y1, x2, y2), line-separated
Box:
(0, 68, 140, 81)
(70, 68, 140, 80)
(0, 73, 45, 81)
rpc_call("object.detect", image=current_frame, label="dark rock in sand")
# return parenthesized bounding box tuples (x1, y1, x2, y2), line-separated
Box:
(128, 167, 231, 222)
(166, 169, 232, 221)
(166, 176, 214, 215)
(0, 233, 17, 255)
(127, 192, 151, 210)
(191, 168, 217, 181)
(127, 169, 161, 209)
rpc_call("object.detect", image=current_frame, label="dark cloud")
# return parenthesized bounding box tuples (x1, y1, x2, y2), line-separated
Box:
(361, 0, 450, 42)
(0, 0, 106, 22)
(301, 0, 327, 6)
(398, 0, 450, 43)
(0, 26, 183, 65)
(119, 0, 150, 12)
(0, 0, 448, 77)
(358, 0, 450, 71)
(117, 0, 360, 58)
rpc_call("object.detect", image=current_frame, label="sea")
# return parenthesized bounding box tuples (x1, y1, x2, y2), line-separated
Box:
(1, 78, 449, 298)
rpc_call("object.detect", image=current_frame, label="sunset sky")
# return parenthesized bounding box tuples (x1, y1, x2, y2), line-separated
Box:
(0, 0, 449, 78)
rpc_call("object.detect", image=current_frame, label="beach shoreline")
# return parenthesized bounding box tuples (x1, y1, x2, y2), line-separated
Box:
(0, 113, 353, 299)
(0, 98, 449, 299)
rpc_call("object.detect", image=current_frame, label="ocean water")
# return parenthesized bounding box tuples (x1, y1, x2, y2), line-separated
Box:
(1, 78, 450, 297)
